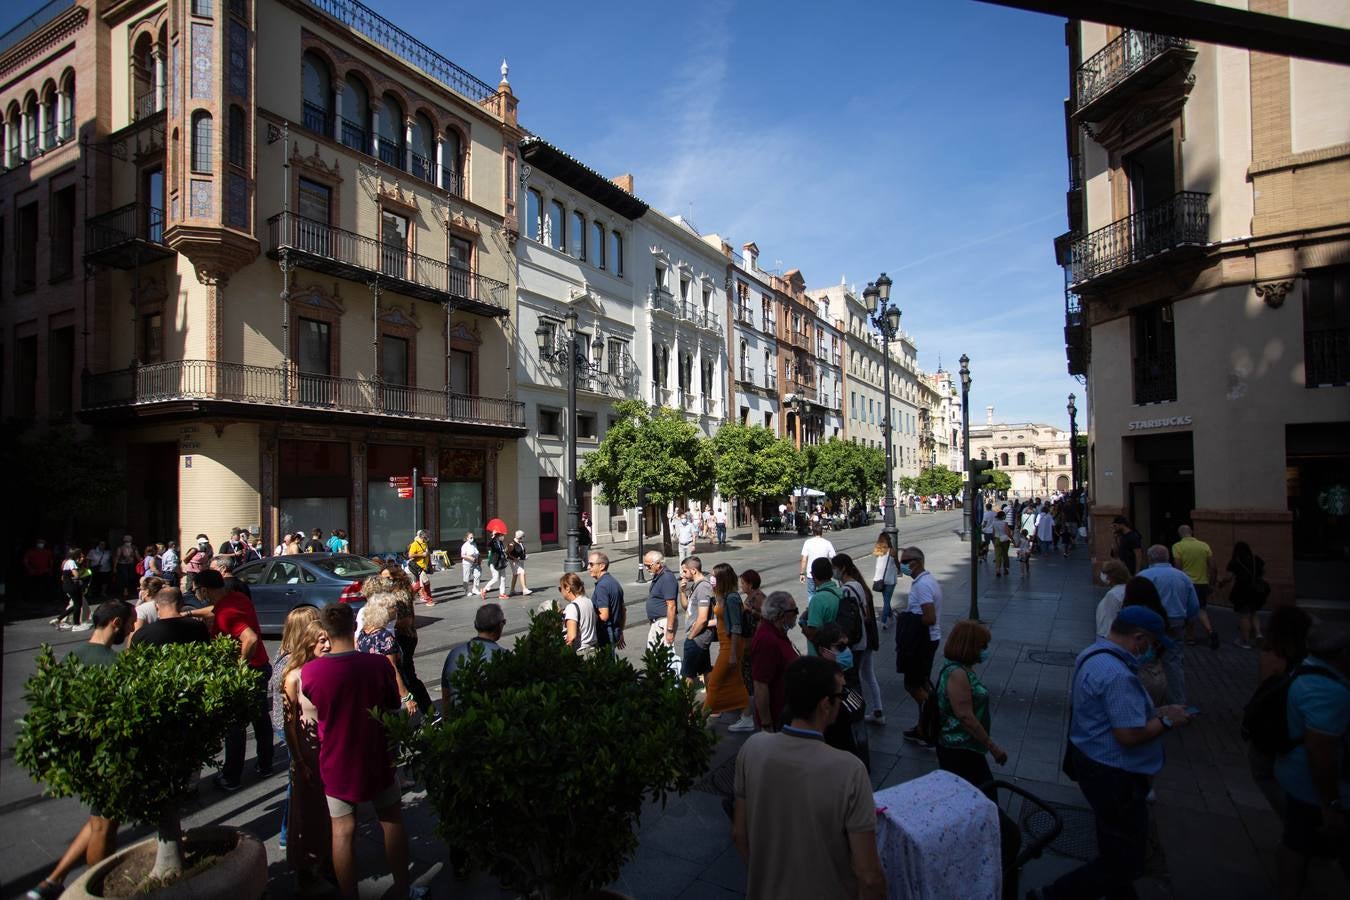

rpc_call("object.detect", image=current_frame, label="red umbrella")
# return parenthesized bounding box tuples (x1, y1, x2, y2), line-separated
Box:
(485, 517, 508, 535)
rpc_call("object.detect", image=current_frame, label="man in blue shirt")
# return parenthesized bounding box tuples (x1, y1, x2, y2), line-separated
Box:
(1138, 544, 1199, 706)
(1034, 607, 1192, 900)
(587, 550, 626, 651)
(1274, 624, 1350, 895)
(643, 550, 679, 657)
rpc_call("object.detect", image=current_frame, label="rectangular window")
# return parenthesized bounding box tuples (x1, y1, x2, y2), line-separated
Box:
(192, 0, 213, 15)
(1304, 266, 1349, 387)
(49, 186, 75, 281)
(526, 189, 542, 242)
(609, 231, 623, 276)
(538, 407, 562, 437)
(48, 325, 75, 420)
(143, 312, 163, 363)
(576, 412, 597, 440)
(448, 348, 472, 394)
(590, 221, 605, 269)
(16, 202, 37, 293)
(381, 335, 409, 386)
(298, 178, 330, 223)
(547, 200, 564, 251)
(15, 335, 37, 419)
(228, 19, 248, 97)
(569, 211, 585, 260)
(1132, 303, 1177, 404)
(380, 210, 408, 278)
(297, 318, 331, 374)
(228, 106, 246, 167)
(606, 338, 627, 375)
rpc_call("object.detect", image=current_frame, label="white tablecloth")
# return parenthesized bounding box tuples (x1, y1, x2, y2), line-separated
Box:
(873, 770, 1001, 900)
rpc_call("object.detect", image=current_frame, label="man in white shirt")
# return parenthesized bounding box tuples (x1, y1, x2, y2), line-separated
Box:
(458, 532, 481, 599)
(714, 507, 728, 548)
(677, 512, 698, 561)
(897, 545, 942, 747)
(980, 503, 997, 562)
(798, 525, 837, 598)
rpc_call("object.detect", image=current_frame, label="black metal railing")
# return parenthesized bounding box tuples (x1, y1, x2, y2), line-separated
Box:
(1306, 328, 1349, 387)
(303, 100, 334, 138)
(302, 0, 498, 104)
(738, 365, 755, 384)
(338, 115, 367, 152)
(410, 151, 434, 184)
(1075, 30, 1192, 113)
(133, 91, 159, 122)
(1134, 353, 1177, 405)
(1067, 191, 1209, 285)
(376, 137, 404, 169)
(765, 373, 777, 391)
(60, 114, 73, 141)
(267, 211, 508, 311)
(86, 203, 165, 255)
(82, 359, 526, 429)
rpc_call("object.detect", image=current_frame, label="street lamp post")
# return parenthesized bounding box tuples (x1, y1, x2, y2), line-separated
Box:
(959, 355, 979, 621)
(862, 274, 902, 548)
(536, 309, 604, 573)
(1067, 393, 1080, 498)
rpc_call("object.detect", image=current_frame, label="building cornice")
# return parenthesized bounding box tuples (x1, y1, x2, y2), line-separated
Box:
(0, 3, 86, 79)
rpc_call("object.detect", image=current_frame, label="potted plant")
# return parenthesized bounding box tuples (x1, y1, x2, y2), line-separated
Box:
(14, 640, 264, 897)
(385, 609, 715, 899)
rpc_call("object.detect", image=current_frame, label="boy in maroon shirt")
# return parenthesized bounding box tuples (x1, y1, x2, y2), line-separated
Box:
(303, 603, 412, 899)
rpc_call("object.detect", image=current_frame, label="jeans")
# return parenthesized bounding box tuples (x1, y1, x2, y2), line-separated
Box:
(880, 583, 895, 624)
(715, 523, 726, 546)
(1045, 746, 1150, 900)
(1164, 620, 1187, 705)
(223, 664, 274, 784)
(857, 649, 882, 716)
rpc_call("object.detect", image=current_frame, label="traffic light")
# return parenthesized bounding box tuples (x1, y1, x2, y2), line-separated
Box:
(968, 459, 994, 489)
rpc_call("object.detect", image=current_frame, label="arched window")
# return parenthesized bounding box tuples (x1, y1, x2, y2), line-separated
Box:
(1016, 452, 1026, 466)
(191, 110, 213, 172)
(5, 103, 19, 163)
(24, 94, 39, 156)
(339, 73, 369, 151)
(228, 104, 246, 167)
(569, 210, 585, 260)
(442, 128, 462, 194)
(525, 189, 542, 242)
(547, 200, 564, 251)
(608, 230, 624, 276)
(1000, 452, 1009, 466)
(60, 72, 75, 139)
(132, 34, 155, 120)
(589, 221, 605, 269)
(375, 92, 404, 168)
(41, 83, 57, 148)
(410, 112, 435, 182)
(301, 51, 332, 137)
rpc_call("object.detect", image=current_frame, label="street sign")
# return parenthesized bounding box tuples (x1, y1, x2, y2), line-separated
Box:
(420, 476, 439, 487)
(396, 487, 414, 499)
(389, 476, 412, 487)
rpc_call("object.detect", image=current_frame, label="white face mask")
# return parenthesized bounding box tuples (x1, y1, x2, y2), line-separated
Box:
(1099, 572, 1110, 585)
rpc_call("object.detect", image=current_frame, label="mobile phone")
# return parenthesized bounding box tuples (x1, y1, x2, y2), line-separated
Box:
(1184, 705, 1201, 717)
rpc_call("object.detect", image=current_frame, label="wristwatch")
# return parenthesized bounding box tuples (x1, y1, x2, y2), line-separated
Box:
(1158, 715, 1174, 730)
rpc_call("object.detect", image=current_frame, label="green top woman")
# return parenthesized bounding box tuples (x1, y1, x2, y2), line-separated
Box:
(936, 619, 1008, 794)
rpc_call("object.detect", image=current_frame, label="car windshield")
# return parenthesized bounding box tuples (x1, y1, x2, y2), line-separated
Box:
(307, 555, 381, 579)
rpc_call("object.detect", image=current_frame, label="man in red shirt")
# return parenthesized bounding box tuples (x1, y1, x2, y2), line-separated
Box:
(193, 569, 273, 791)
(303, 602, 412, 899)
(751, 591, 802, 732)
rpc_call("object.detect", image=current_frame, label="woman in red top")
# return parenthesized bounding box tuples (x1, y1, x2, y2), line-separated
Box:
(749, 590, 800, 732)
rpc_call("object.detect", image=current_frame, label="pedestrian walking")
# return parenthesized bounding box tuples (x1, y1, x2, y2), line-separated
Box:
(280, 619, 333, 890)
(587, 551, 626, 651)
(750, 591, 802, 733)
(990, 510, 1012, 577)
(715, 507, 727, 547)
(704, 562, 749, 717)
(86, 540, 112, 600)
(801, 557, 843, 656)
(871, 533, 899, 631)
(643, 551, 680, 659)
(1016, 529, 1033, 576)
(980, 503, 995, 563)
(559, 572, 598, 654)
(579, 511, 594, 552)
(1138, 544, 1200, 706)
(677, 511, 698, 561)
(1036, 607, 1193, 900)
(481, 526, 509, 600)
(1172, 525, 1219, 648)
(834, 553, 883, 728)
(732, 655, 886, 900)
(1220, 541, 1269, 650)
(506, 530, 533, 596)
(301, 603, 413, 900)
(679, 556, 714, 686)
(54, 549, 91, 630)
(406, 529, 434, 605)
(895, 546, 942, 747)
(1111, 515, 1144, 575)
(798, 524, 836, 598)
(458, 532, 481, 598)
(1035, 504, 1056, 556)
(729, 570, 765, 733)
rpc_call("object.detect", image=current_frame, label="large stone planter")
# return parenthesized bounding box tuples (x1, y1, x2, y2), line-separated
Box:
(62, 827, 266, 900)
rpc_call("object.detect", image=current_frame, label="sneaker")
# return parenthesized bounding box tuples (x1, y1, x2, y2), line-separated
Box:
(728, 715, 756, 733)
(47, 617, 60, 626)
(256, 762, 275, 778)
(1234, 639, 1253, 650)
(880, 620, 890, 631)
(868, 712, 886, 727)
(212, 773, 242, 793)
(26, 881, 63, 900)
(71, 623, 92, 632)
(523, 589, 534, 595)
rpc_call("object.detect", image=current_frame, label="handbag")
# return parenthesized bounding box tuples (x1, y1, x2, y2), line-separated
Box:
(841, 685, 865, 718)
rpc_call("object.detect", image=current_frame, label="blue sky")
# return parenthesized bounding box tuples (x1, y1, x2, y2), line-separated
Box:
(2, 0, 1080, 427)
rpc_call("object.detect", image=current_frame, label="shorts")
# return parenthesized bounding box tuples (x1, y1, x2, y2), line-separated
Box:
(900, 638, 939, 690)
(1195, 584, 1210, 608)
(1282, 793, 1350, 865)
(680, 641, 712, 678)
(325, 779, 401, 818)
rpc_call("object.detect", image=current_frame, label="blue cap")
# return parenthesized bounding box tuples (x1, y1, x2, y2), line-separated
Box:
(1114, 606, 1175, 648)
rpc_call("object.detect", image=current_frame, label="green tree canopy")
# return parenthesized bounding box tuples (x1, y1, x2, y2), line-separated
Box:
(710, 423, 803, 541)
(988, 469, 1012, 492)
(806, 438, 884, 508)
(914, 464, 964, 499)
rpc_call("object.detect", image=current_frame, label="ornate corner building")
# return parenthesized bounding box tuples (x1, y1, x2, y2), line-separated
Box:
(1, 0, 526, 554)
(1055, 7, 1350, 603)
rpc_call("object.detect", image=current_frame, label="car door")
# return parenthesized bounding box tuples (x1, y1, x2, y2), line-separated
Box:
(245, 559, 301, 632)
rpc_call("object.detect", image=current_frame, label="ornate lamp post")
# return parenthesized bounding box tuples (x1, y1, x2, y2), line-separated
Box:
(862, 274, 902, 546)
(535, 308, 604, 573)
(1067, 393, 1080, 498)
(959, 355, 972, 536)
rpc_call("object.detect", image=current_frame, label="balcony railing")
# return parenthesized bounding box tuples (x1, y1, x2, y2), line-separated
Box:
(338, 115, 367, 152)
(1075, 30, 1193, 118)
(133, 91, 160, 122)
(303, 100, 334, 139)
(650, 288, 680, 318)
(267, 211, 508, 315)
(1306, 328, 1349, 387)
(765, 373, 777, 391)
(82, 359, 525, 431)
(85, 203, 173, 269)
(738, 365, 755, 384)
(736, 305, 754, 325)
(1066, 192, 1209, 287)
(762, 313, 774, 333)
(376, 137, 404, 169)
(652, 385, 673, 407)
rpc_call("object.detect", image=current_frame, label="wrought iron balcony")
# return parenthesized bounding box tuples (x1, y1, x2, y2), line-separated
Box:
(81, 359, 525, 433)
(1065, 192, 1209, 289)
(736, 305, 754, 325)
(1074, 30, 1195, 121)
(303, 101, 334, 139)
(376, 137, 404, 169)
(338, 115, 367, 152)
(266, 212, 508, 316)
(652, 385, 674, 407)
(762, 313, 774, 334)
(765, 373, 777, 391)
(1306, 327, 1348, 387)
(85, 203, 173, 269)
(738, 365, 755, 385)
(133, 91, 161, 122)
(649, 287, 680, 318)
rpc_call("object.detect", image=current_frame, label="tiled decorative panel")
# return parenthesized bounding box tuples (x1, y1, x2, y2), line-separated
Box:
(191, 23, 214, 99)
(191, 179, 212, 217)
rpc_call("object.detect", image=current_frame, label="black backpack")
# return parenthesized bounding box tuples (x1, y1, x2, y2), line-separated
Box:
(836, 582, 866, 650)
(1241, 664, 1338, 756)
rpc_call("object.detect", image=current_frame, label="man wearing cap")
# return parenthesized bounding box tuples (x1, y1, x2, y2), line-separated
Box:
(1034, 607, 1193, 900)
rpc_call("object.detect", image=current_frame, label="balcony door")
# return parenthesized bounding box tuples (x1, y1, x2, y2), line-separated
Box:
(381, 210, 408, 279)
(297, 317, 332, 406)
(1125, 135, 1174, 261)
(144, 168, 164, 242)
(381, 335, 410, 413)
(297, 178, 331, 256)
(449, 236, 472, 299)
(448, 349, 472, 395)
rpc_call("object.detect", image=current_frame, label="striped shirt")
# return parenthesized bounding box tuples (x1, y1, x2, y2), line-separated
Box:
(1068, 639, 1163, 774)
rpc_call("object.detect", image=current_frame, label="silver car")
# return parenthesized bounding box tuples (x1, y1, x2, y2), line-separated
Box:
(229, 553, 379, 633)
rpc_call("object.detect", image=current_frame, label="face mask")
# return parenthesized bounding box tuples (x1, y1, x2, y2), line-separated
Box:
(899, 563, 912, 578)
(1136, 645, 1156, 665)
(978, 648, 991, 663)
(782, 617, 796, 632)
(835, 647, 854, 669)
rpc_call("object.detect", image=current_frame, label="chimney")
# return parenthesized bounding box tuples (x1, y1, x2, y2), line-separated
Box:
(986, 405, 994, 426)
(741, 241, 759, 271)
(612, 174, 634, 194)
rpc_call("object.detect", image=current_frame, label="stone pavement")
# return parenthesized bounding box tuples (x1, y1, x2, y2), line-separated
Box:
(2, 513, 1342, 898)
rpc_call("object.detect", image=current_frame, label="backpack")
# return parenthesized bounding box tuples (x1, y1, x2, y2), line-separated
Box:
(135, 558, 146, 576)
(1241, 664, 1338, 756)
(916, 675, 944, 745)
(836, 582, 866, 651)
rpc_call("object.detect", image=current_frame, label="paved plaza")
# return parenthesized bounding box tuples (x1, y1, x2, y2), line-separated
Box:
(1, 510, 1340, 898)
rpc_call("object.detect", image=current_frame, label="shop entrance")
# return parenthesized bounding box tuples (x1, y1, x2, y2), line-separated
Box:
(127, 442, 178, 545)
(1287, 423, 1350, 603)
(1128, 431, 1194, 548)
(539, 477, 559, 546)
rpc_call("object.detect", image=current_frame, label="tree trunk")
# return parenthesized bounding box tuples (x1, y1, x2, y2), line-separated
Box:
(148, 807, 184, 881)
(661, 518, 672, 558)
(749, 499, 761, 544)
